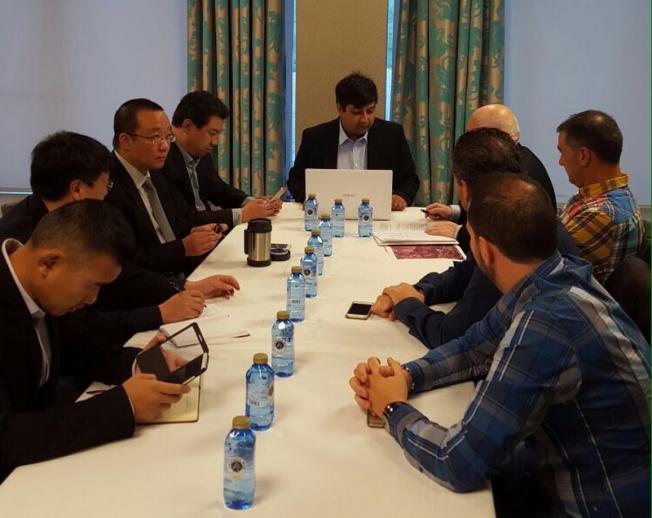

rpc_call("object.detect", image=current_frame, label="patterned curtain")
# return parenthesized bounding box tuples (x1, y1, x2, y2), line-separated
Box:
(187, 0, 284, 196)
(391, 0, 504, 205)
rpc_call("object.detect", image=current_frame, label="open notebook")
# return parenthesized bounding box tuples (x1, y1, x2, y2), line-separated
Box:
(373, 221, 458, 246)
(78, 377, 201, 424)
(159, 306, 250, 345)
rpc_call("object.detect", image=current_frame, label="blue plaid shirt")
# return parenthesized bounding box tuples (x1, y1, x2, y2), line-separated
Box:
(387, 253, 650, 517)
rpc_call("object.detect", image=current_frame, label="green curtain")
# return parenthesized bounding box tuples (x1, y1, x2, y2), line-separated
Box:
(391, 0, 504, 205)
(187, 0, 284, 196)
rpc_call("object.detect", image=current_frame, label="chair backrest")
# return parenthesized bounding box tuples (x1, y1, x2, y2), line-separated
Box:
(0, 202, 18, 217)
(638, 218, 650, 264)
(605, 255, 651, 343)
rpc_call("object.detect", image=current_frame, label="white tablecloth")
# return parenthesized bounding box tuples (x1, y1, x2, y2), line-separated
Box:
(0, 204, 494, 517)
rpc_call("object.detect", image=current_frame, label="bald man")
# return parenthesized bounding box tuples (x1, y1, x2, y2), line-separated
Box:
(425, 105, 556, 247)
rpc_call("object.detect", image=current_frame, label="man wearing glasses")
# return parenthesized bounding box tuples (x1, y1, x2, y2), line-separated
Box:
(106, 98, 227, 276)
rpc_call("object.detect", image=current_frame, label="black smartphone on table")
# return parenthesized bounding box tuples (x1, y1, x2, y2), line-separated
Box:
(345, 302, 373, 320)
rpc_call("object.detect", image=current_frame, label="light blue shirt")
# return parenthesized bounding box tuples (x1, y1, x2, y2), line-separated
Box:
(336, 121, 368, 170)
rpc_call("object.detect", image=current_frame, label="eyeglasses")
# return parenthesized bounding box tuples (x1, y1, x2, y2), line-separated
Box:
(126, 133, 176, 145)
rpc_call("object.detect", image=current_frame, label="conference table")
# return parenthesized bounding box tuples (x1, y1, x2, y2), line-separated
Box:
(0, 205, 495, 517)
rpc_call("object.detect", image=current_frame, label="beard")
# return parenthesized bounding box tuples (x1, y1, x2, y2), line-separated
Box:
(474, 250, 497, 287)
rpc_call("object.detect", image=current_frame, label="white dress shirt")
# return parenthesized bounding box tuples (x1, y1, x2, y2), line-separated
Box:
(2, 239, 51, 387)
(336, 121, 368, 170)
(115, 152, 167, 243)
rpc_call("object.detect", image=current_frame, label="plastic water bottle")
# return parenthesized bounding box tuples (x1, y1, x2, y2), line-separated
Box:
(301, 246, 318, 298)
(358, 198, 373, 237)
(271, 310, 294, 377)
(318, 214, 333, 256)
(245, 353, 274, 431)
(224, 415, 256, 510)
(287, 266, 306, 322)
(304, 193, 318, 231)
(331, 198, 345, 237)
(307, 229, 324, 276)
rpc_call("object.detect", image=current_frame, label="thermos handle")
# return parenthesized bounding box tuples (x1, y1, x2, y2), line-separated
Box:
(244, 228, 250, 255)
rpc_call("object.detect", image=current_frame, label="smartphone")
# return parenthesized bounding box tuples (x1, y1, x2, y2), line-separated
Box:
(345, 302, 373, 320)
(136, 323, 209, 385)
(272, 186, 287, 200)
(367, 410, 385, 428)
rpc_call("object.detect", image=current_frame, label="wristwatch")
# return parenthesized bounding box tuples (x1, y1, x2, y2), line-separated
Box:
(383, 401, 408, 431)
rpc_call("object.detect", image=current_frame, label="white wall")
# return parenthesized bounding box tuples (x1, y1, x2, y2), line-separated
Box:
(505, 0, 650, 206)
(0, 0, 187, 190)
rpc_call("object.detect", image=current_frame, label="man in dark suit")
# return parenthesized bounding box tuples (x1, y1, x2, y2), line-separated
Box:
(105, 98, 231, 276)
(161, 91, 281, 227)
(371, 128, 578, 349)
(287, 73, 419, 210)
(425, 104, 557, 248)
(0, 201, 189, 482)
(0, 132, 238, 342)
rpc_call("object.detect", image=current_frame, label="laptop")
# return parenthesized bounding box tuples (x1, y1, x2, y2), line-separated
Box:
(305, 169, 393, 220)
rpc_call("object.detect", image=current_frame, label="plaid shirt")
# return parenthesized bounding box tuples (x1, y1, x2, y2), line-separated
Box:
(387, 253, 650, 517)
(560, 174, 642, 283)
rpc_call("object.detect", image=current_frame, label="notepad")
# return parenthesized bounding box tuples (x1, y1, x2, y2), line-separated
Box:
(372, 221, 458, 246)
(144, 377, 201, 424)
(159, 310, 250, 345)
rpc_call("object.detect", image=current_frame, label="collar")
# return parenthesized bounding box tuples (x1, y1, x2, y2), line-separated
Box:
(115, 151, 151, 189)
(578, 174, 629, 199)
(338, 120, 368, 146)
(175, 142, 201, 169)
(1, 239, 46, 319)
(502, 251, 565, 300)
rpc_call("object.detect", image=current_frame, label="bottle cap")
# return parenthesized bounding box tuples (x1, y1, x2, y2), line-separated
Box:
(253, 353, 268, 364)
(311, 229, 321, 236)
(291, 266, 302, 274)
(232, 416, 250, 429)
(276, 310, 290, 320)
(361, 197, 370, 204)
(320, 214, 331, 220)
(307, 193, 316, 199)
(304, 245, 315, 254)
(334, 198, 343, 204)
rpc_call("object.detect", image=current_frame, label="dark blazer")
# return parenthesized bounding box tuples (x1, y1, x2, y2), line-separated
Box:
(0, 257, 138, 482)
(105, 153, 194, 276)
(0, 195, 177, 341)
(160, 143, 247, 225)
(455, 143, 557, 253)
(287, 118, 419, 204)
(395, 222, 580, 349)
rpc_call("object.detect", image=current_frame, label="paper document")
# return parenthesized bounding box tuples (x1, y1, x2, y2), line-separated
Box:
(146, 377, 201, 424)
(373, 221, 457, 245)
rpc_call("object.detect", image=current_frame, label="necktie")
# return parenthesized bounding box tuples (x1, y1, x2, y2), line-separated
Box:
(188, 163, 206, 211)
(142, 177, 176, 242)
(33, 314, 51, 386)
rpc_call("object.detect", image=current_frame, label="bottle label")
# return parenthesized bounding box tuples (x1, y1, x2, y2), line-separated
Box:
(227, 456, 247, 478)
(274, 338, 286, 352)
(362, 215, 370, 222)
(303, 268, 311, 276)
(247, 380, 273, 407)
(306, 208, 314, 216)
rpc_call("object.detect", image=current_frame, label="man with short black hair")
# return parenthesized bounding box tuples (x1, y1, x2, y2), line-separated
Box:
(0, 200, 191, 482)
(557, 109, 642, 282)
(371, 128, 578, 349)
(106, 98, 227, 276)
(287, 72, 419, 209)
(351, 174, 650, 517)
(161, 90, 281, 226)
(0, 131, 239, 341)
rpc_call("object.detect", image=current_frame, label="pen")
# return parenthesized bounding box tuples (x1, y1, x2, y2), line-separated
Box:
(420, 209, 429, 214)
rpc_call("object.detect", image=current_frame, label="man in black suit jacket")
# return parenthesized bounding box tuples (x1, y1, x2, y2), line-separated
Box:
(161, 91, 281, 227)
(288, 73, 419, 209)
(105, 98, 232, 277)
(425, 104, 557, 250)
(0, 132, 236, 342)
(0, 201, 189, 482)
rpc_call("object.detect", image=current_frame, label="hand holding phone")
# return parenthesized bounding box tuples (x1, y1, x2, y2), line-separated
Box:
(272, 186, 288, 200)
(345, 302, 373, 320)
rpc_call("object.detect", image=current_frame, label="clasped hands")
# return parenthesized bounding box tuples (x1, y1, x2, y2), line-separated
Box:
(371, 283, 425, 320)
(349, 357, 411, 418)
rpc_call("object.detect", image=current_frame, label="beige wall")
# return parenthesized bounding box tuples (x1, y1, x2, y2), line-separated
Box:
(295, 0, 388, 149)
